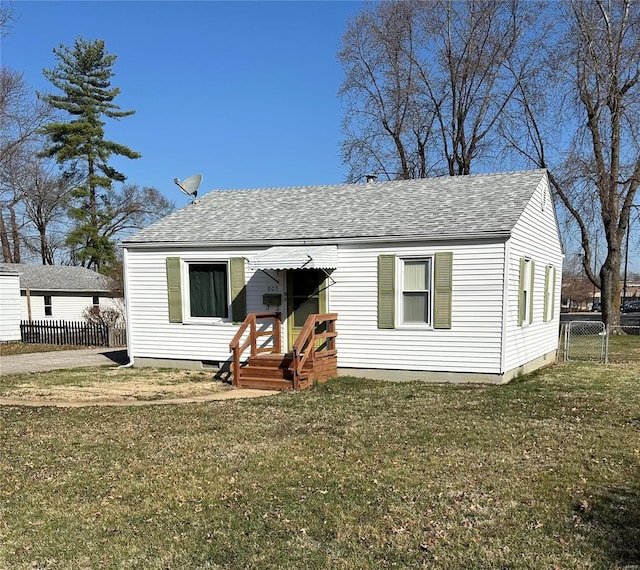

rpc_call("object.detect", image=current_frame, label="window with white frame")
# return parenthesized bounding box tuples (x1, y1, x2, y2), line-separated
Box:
(44, 295, 52, 316)
(519, 258, 534, 326)
(544, 264, 556, 322)
(185, 262, 229, 320)
(400, 258, 432, 325)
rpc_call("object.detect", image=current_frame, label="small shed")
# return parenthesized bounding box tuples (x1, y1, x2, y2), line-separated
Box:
(0, 263, 119, 321)
(122, 169, 563, 387)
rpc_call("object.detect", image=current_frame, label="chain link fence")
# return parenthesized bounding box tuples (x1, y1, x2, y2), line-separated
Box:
(562, 321, 608, 362)
(606, 325, 640, 364)
(560, 322, 640, 364)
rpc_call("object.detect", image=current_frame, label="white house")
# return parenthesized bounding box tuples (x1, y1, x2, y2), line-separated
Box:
(0, 263, 119, 322)
(122, 169, 563, 387)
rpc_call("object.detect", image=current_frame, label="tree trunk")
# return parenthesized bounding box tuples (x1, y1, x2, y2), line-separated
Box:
(9, 204, 20, 263)
(600, 251, 621, 327)
(0, 210, 13, 262)
(39, 229, 47, 265)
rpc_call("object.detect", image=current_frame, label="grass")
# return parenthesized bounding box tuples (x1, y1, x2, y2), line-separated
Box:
(608, 329, 640, 362)
(1, 362, 639, 568)
(0, 342, 88, 356)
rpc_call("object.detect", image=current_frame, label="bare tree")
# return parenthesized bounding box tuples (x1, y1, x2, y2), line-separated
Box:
(97, 184, 174, 242)
(20, 158, 75, 264)
(342, 0, 639, 326)
(561, 253, 599, 308)
(0, 188, 21, 262)
(63, 183, 173, 268)
(414, 0, 542, 175)
(0, 68, 52, 172)
(338, 0, 541, 180)
(0, 1, 15, 37)
(339, 2, 437, 181)
(0, 67, 53, 262)
(506, 0, 640, 326)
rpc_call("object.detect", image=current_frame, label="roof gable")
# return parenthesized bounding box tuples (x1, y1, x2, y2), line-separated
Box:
(125, 169, 549, 246)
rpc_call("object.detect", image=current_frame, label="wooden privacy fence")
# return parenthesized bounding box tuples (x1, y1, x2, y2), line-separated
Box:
(20, 320, 126, 348)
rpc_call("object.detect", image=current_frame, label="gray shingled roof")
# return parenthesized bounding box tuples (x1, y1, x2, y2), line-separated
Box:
(0, 264, 115, 293)
(124, 169, 547, 246)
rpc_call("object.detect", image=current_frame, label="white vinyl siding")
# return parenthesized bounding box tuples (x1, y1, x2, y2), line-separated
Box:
(126, 242, 505, 373)
(334, 243, 504, 374)
(127, 248, 271, 362)
(503, 177, 563, 373)
(0, 273, 21, 341)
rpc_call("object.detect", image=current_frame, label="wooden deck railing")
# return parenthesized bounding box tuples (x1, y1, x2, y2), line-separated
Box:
(229, 312, 281, 387)
(291, 313, 338, 390)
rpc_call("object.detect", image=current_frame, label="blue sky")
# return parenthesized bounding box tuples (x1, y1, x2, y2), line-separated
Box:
(3, 0, 639, 274)
(3, 1, 363, 207)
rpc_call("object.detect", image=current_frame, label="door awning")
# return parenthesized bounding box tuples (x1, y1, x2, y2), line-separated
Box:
(248, 245, 338, 271)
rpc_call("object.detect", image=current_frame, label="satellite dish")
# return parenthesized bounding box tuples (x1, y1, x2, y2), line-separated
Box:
(173, 174, 202, 201)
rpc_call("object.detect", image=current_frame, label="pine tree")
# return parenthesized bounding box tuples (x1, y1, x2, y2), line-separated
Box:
(39, 36, 140, 270)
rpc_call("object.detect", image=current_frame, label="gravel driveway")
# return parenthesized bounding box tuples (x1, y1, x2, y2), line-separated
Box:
(0, 348, 129, 376)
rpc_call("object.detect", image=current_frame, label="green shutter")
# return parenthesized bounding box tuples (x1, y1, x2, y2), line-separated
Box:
(230, 257, 246, 323)
(518, 257, 525, 326)
(543, 265, 550, 322)
(433, 252, 453, 329)
(166, 257, 182, 323)
(377, 255, 395, 329)
(529, 260, 535, 324)
(551, 266, 556, 321)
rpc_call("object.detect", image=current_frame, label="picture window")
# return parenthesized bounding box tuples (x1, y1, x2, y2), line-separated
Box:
(186, 263, 229, 319)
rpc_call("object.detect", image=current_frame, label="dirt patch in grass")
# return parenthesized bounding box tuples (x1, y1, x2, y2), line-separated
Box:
(0, 367, 232, 403)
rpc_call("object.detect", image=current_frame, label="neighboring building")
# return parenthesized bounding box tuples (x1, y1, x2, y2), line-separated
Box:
(122, 169, 563, 384)
(622, 283, 640, 305)
(0, 263, 119, 322)
(562, 282, 640, 312)
(0, 266, 21, 341)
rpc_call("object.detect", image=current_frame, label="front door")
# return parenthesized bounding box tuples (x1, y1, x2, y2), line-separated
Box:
(287, 269, 327, 350)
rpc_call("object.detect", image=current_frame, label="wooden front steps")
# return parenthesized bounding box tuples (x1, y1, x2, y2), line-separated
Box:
(236, 353, 306, 391)
(230, 312, 338, 391)
(236, 351, 338, 391)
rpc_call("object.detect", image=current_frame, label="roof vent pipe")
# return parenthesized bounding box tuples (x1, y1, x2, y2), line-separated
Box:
(365, 174, 377, 183)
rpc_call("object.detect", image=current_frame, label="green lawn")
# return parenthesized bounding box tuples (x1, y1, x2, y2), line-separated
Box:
(608, 329, 640, 363)
(1, 362, 639, 569)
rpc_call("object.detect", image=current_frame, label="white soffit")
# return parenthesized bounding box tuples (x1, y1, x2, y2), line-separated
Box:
(249, 245, 338, 271)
